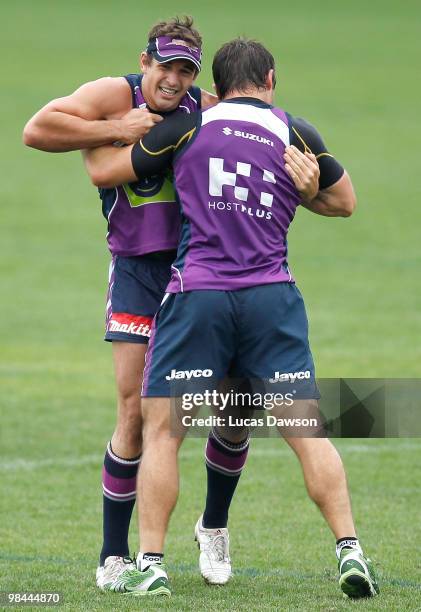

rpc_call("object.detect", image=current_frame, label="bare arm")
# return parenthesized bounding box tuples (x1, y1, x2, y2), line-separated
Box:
(84, 111, 194, 188)
(284, 116, 356, 218)
(301, 171, 356, 217)
(82, 144, 138, 188)
(22, 77, 158, 152)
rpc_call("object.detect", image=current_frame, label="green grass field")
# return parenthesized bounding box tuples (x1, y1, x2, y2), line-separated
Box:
(1, 0, 421, 609)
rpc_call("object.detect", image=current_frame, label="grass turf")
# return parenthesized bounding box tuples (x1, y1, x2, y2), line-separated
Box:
(1, 0, 421, 609)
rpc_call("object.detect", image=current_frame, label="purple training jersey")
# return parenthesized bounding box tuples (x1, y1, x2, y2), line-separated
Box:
(100, 74, 200, 256)
(167, 101, 301, 291)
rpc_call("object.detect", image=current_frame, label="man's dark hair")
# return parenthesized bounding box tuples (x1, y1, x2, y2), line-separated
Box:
(212, 38, 276, 99)
(148, 16, 202, 48)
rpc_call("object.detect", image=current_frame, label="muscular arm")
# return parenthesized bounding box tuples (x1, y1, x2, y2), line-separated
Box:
(83, 111, 197, 188)
(302, 171, 356, 217)
(22, 77, 158, 152)
(82, 145, 138, 188)
(288, 115, 356, 217)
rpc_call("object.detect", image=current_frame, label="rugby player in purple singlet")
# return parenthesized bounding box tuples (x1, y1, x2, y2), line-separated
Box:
(22, 16, 264, 595)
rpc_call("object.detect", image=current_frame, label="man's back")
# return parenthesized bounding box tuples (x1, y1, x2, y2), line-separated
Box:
(168, 98, 301, 291)
(130, 97, 343, 292)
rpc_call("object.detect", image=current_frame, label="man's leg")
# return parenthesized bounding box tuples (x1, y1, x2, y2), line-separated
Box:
(284, 436, 355, 538)
(202, 427, 249, 529)
(129, 290, 237, 595)
(285, 435, 379, 597)
(110, 342, 145, 458)
(137, 397, 183, 556)
(117, 397, 181, 597)
(97, 342, 145, 587)
(236, 283, 378, 598)
(195, 425, 249, 585)
(97, 253, 172, 591)
(195, 386, 253, 584)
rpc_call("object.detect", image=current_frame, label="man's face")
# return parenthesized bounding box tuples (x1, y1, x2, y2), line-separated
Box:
(140, 55, 197, 112)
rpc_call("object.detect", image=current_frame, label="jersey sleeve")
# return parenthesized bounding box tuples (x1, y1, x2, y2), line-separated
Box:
(287, 114, 345, 190)
(131, 111, 198, 178)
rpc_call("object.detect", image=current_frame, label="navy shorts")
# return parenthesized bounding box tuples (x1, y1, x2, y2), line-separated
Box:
(142, 283, 317, 396)
(105, 252, 175, 343)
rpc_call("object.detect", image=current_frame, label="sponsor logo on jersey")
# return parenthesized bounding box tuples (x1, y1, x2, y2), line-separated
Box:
(222, 126, 274, 147)
(165, 368, 213, 381)
(208, 157, 275, 220)
(127, 175, 166, 199)
(208, 200, 272, 220)
(269, 370, 311, 384)
(108, 313, 152, 338)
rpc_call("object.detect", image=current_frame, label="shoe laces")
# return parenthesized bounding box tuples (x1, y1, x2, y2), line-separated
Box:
(206, 533, 229, 562)
(105, 555, 135, 580)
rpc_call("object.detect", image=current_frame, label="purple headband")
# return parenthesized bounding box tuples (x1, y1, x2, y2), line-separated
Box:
(146, 36, 202, 72)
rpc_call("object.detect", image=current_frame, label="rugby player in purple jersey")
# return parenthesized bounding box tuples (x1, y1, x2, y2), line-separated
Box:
(20, 15, 265, 594)
(83, 38, 380, 599)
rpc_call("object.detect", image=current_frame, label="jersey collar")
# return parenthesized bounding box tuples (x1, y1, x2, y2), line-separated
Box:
(222, 97, 272, 109)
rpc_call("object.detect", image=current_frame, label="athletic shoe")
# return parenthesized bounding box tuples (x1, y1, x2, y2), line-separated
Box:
(194, 515, 232, 585)
(338, 548, 379, 598)
(96, 555, 137, 592)
(124, 563, 171, 597)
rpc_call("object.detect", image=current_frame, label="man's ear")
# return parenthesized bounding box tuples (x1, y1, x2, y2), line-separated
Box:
(265, 69, 275, 90)
(140, 52, 150, 74)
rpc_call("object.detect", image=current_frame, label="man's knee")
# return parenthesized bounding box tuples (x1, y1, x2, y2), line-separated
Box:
(113, 341, 146, 403)
(142, 398, 182, 450)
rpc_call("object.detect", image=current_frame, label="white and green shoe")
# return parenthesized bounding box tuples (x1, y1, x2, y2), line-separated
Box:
(96, 556, 138, 592)
(339, 549, 379, 598)
(124, 563, 171, 597)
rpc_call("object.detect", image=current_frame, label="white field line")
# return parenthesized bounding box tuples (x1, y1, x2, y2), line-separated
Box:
(0, 442, 419, 472)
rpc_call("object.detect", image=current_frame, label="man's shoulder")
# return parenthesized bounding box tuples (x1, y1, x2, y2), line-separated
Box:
(78, 76, 132, 103)
(76, 76, 133, 117)
(85, 75, 132, 93)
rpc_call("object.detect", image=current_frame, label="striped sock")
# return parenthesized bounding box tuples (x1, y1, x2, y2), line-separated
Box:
(99, 441, 141, 565)
(202, 429, 249, 528)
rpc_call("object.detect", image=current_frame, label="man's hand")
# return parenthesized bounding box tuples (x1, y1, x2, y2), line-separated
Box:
(118, 108, 163, 144)
(284, 145, 320, 203)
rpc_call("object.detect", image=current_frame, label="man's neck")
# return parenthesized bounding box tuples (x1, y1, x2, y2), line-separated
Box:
(223, 88, 273, 105)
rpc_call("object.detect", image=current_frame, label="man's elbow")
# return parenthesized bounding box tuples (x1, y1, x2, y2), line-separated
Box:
(87, 164, 121, 188)
(338, 173, 357, 217)
(88, 167, 112, 188)
(22, 122, 42, 148)
(339, 193, 356, 217)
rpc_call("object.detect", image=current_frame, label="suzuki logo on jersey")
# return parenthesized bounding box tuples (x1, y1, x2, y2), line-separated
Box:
(208, 157, 276, 219)
(222, 126, 274, 147)
(269, 370, 311, 384)
(165, 368, 213, 381)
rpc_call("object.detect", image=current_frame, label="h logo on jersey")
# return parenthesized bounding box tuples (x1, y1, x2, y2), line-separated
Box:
(209, 157, 276, 207)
